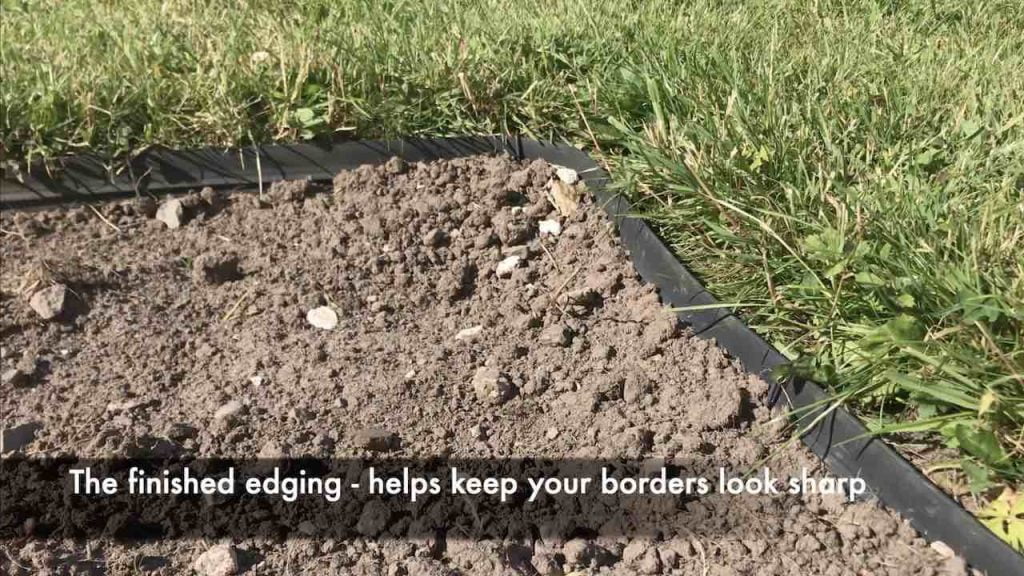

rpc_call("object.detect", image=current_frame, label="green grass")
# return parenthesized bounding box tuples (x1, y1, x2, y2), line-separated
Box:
(3, 0, 1023, 545)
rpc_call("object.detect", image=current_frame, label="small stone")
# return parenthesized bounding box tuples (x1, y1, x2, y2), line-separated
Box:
(192, 544, 239, 576)
(538, 219, 562, 237)
(562, 539, 614, 568)
(472, 367, 516, 405)
(638, 548, 662, 575)
(2, 368, 31, 387)
(455, 325, 484, 342)
(930, 541, 955, 559)
(213, 400, 245, 423)
(306, 306, 339, 330)
(29, 284, 72, 321)
(199, 186, 220, 206)
(555, 167, 579, 184)
(422, 228, 447, 247)
(192, 252, 243, 285)
(355, 427, 398, 452)
(404, 369, 416, 380)
(495, 255, 521, 277)
(539, 324, 572, 347)
(470, 424, 488, 440)
(1, 421, 43, 454)
(545, 427, 559, 440)
(622, 540, 650, 564)
(248, 375, 265, 387)
(384, 156, 407, 175)
(155, 198, 185, 229)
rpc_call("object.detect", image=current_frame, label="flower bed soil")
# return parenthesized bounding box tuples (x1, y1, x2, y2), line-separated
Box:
(0, 156, 963, 575)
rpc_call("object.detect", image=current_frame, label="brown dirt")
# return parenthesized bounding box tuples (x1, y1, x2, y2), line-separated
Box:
(0, 156, 967, 575)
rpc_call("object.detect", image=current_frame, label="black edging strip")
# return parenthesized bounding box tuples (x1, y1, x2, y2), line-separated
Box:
(2, 136, 1020, 575)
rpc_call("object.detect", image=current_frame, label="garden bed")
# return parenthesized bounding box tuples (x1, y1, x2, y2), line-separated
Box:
(0, 141, 1009, 574)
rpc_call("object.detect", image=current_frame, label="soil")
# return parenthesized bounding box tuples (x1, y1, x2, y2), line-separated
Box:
(0, 156, 969, 575)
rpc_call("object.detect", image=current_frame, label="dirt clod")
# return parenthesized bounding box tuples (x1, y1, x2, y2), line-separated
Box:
(268, 178, 311, 204)
(192, 252, 243, 285)
(355, 427, 398, 452)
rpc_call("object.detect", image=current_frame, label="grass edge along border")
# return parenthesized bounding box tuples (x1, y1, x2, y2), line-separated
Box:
(2, 135, 1021, 575)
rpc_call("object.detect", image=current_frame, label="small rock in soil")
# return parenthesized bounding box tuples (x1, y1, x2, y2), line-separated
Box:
(2, 421, 43, 454)
(29, 283, 74, 321)
(199, 186, 221, 206)
(306, 306, 339, 330)
(454, 325, 483, 342)
(555, 166, 579, 184)
(213, 400, 245, 424)
(539, 324, 572, 347)
(472, 367, 516, 405)
(495, 255, 521, 277)
(192, 252, 243, 285)
(562, 539, 615, 568)
(155, 198, 186, 229)
(384, 156, 407, 174)
(192, 544, 240, 576)
(248, 375, 265, 387)
(355, 427, 399, 452)
(2, 368, 31, 387)
(538, 219, 562, 237)
(929, 541, 955, 559)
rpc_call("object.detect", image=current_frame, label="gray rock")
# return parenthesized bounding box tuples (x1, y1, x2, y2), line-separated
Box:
(192, 544, 239, 576)
(155, 198, 185, 229)
(472, 367, 516, 405)
(29, 283, 72, 320)
(539, 324, 572, 347)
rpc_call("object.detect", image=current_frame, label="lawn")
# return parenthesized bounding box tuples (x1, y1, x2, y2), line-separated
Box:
(2, 0, 1022, 547)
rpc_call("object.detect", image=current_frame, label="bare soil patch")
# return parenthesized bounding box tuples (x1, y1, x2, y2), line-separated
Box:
(1, 156, 963, 574)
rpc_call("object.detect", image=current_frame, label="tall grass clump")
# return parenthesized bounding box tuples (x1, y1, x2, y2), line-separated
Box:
(2, 0, 1023, 546)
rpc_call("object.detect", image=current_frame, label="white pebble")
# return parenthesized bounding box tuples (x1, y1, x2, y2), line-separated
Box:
(495, 255, 521, 277)
(455, 325, 484, 341)
(306, 306, 339, 330)
(555, 167, 579, 184)
(539, 219, 562, 237)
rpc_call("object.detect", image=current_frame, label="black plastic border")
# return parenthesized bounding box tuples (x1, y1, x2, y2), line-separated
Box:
(2, 136, 1020, 575)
